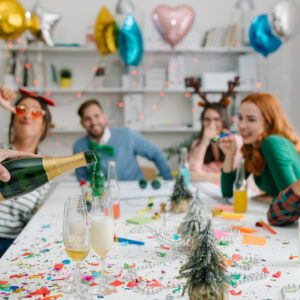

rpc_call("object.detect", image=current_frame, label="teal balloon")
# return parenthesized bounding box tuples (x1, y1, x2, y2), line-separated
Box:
(119, 14, 143, 66)
(249, 14, 282, 57)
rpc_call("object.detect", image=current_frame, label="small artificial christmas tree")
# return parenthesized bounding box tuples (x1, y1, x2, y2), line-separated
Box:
(170, 174, 193, 213)
(178, 220, 228, 300)
(178, 191, 208, 250)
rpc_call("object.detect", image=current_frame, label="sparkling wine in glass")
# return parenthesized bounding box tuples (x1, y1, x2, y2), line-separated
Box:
(89, 195, 114, 294)
(63, 196, 90, 299)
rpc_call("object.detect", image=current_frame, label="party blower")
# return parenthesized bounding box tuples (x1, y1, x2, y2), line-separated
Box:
(210, 132, 236, 144)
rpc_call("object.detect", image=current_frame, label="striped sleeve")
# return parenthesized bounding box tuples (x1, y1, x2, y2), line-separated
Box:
(267, 185, 300, 226)
(0, 183, 50, 238)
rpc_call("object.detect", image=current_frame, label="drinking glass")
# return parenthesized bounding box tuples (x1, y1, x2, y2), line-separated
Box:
(89, 194, 114, 294)
(63, 196, 90, 299)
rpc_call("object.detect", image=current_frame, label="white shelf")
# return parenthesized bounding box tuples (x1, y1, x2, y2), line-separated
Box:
(51, 126, 199, 134)
(0, 45, 253, 54)
(20, 86, 256, 94)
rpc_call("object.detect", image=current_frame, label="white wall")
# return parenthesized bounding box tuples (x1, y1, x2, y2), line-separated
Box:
(0, 0, 299, 163)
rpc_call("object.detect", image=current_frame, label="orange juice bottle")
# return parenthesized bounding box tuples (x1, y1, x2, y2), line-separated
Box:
(233, 158, 248, 213)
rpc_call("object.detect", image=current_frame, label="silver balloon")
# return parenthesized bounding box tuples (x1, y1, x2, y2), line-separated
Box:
(271, 0, 300, 39)
(116, 0, 135, 14)
(27, 1, 60, 46)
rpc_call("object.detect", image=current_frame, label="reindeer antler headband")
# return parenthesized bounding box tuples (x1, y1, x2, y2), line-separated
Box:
(186, 76, 240, 108)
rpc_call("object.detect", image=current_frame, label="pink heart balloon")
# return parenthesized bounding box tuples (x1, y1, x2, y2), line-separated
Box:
(152, 5, 195, 47)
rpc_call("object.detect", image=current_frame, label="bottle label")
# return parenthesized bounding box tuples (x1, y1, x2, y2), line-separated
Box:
(0, 192, 3, 201)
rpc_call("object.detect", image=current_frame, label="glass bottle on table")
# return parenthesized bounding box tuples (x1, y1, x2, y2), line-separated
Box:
(107, 161, 120, 219)
(0, 151, 96, 200)
(90, 195, 114, 294)
(63, 196, 90, 298)
(179, 147, 190, 187)
(233, 158, 248, 213)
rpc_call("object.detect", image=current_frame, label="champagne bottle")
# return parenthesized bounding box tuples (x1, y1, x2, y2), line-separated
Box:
(233, 158, 248, 213)
(0, 151, 97, 200)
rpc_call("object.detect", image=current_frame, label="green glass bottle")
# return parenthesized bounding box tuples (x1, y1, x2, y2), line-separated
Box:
(0, 151, 97, 200)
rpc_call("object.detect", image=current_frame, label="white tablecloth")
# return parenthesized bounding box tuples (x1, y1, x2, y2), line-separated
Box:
(0, 180, 299, 300)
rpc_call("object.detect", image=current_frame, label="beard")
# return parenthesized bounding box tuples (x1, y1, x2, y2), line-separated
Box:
(87, 126, 105, 140)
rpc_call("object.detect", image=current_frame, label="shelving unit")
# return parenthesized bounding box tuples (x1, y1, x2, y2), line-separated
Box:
(1, 43, 258, 160)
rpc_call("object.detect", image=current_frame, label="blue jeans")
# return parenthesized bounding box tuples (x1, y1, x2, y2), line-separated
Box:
(0, 238, 14, 257)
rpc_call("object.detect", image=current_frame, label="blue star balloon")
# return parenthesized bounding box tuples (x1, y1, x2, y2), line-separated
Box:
(119, 14, 143, 66)
(249, 14, 282, 57)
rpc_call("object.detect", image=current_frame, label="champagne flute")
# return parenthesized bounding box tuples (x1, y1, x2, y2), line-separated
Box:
(63, 196, 90, 299)
(89, 194, 114, 294)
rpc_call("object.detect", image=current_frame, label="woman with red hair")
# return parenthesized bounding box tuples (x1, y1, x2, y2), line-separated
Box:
(220, 93, 300, 226)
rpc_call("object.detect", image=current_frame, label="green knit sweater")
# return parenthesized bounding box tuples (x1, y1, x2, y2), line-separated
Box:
(221, 135, 300, 197)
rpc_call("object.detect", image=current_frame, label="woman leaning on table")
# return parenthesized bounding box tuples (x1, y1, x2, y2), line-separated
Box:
(0, 86, 55, 257)
(219, 93, 300, 226)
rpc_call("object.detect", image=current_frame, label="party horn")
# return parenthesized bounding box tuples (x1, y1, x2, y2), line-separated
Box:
(210, 132, 235, 144)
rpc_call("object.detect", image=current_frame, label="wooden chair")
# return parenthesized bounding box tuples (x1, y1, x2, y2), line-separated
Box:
(140, 166, 157, 181)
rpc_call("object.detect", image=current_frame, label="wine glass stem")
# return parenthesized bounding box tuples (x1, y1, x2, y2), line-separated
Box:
(74, 263, 81, 296)
(100, 257, 105, 283)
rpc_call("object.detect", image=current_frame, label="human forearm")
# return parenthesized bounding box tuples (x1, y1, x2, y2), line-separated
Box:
(222, 154, 235, 173)
(190, 170, 220, 183)
(267, 184, 300, 226)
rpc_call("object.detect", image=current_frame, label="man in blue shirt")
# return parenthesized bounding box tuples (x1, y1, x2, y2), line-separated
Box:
(73, 99, 172, 181)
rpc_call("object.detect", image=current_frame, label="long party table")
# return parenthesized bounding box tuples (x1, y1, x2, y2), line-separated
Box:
(0, 180, 299, 300)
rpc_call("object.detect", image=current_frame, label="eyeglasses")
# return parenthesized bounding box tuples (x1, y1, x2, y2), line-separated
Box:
(15, 105, 45, 119)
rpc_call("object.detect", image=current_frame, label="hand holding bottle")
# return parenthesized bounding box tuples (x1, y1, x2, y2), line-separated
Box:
(0, 86, 17, 114)
(0, 149, 38, 182)
(202, 126, 218, 145)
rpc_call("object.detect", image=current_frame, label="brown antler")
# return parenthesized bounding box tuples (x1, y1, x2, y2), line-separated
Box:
(185, 77, 209, 106)
(219, 76, 240, 106)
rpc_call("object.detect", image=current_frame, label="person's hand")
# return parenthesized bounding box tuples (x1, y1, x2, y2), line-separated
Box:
(219, 130, 237, 157)
(202, 127, 218, 144)
(0, 149, 38, 182)
(0, 86, 17, 113)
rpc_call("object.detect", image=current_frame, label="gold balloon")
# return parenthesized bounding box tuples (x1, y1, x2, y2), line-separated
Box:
(94, 6, 116, 56)
(26, 12, 40, 36)
(105, 22, 119, 54)
(0, 0, 26, 40)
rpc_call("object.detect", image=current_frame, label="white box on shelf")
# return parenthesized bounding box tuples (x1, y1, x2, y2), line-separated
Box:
(201, 72, 237, 91)
(192, 94, 202, 130)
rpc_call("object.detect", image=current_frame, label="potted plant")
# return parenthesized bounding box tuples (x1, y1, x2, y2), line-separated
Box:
(170, 174, 193, 213)
(60, 68, 72, 88)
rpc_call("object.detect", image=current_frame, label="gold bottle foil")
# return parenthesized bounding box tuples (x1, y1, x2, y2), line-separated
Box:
(43, 152, 87, 181)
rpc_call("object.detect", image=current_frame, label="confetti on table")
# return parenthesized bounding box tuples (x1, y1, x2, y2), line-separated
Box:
(109, 280, 124, 287)
(213, 205, 234, 212)
(242, 234, 267, 246)
(230, 290, 242, 295)
(232, 254, 241, 261)
(232, 226, 258, 233)
(54, 264, 64, 270)
(214, 230, 229, 240)
(272, 271, 281, 278)
(126, 217, 154, 225)
(27, 286, 51, 297)
(289, 256, 298, 260)
(127, 281, 137, 288)
(263, 267, 270, 273)
(161, 245, 170, 250)
(150, 279, 162, 288)
(221, 212, 245, 220)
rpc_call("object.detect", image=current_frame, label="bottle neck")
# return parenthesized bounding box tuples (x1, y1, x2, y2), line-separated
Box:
(179, 149, 188, 169)
(43, 152, 89, 181)
(107, 163, 118, 187)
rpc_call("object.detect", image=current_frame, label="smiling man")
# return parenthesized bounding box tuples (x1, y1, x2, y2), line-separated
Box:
(73, 99, 172, 181)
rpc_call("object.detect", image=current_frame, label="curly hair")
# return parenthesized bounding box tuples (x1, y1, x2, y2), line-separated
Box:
(240, 93, 300, 175)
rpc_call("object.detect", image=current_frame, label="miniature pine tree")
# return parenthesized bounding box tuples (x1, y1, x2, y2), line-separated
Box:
(178, 220, 228, 300)
(179, 191, 208, 248)
(170, 174, 193, 205)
